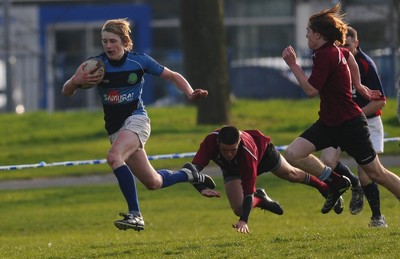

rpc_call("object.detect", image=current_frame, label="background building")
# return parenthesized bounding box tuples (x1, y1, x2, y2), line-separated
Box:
(0, 0, 398, 113)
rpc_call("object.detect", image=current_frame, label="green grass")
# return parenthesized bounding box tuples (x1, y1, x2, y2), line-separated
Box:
(0, 98, 399, 258)
(1, 176, 400, 258)
(0, 98, 399, 180)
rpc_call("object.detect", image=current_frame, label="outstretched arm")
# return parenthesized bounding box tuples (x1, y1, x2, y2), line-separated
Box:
(282, 46, 319, 98)
(160, 67, 208, 100)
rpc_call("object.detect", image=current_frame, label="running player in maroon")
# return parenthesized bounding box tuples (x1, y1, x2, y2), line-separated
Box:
(282, 3, 400, 215)
(187, 125, 339, 234)
(321, 26, 388, 227)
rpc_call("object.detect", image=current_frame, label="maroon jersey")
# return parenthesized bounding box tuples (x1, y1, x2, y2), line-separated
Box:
(308, 42, 362, 126)
(192, 129, 271, 196)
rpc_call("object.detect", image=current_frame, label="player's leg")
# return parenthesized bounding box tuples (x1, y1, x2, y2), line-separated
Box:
(272, 153, 344, 214)
(284, 137, 324, 176)
(108, 114, 150, 215)
(108, 115, 162, 190)
(224, 178, 282, 216)
(253, 144, 290, 215)
(286, 137, 348, 191)
(127, 151, 215, 190)
(358, 167, 387, 227)
(334, 159, 363, 215)
(115, 114, 214, 190)
(321, 147, 361, 189)
(321, 147, 363, 214)
(272, 153, 329, 197)
(359, 157, 400, 199)
(350, 116, 387, 220)
(359, 116, 386, 226)
(285, 122, 351, 213)
(320, 147, 341, 170)
(108, 129, 144, 231)
(224, 179, 244, 217)
(342, 115, 400, 199)
(126, 148, 163, 189)
(253, 188, 284, 215)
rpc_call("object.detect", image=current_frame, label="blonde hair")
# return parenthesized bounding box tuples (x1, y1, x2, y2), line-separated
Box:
(308, 3, 348, 45)
(102, 18, 133, 51)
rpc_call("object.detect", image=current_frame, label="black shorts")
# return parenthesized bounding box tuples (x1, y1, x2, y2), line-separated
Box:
(257, 143, 281, 175)
(300, 114, 376, 165)
(222, 143, 281, 183)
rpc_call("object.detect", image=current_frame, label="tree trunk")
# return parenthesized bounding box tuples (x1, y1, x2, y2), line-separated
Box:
(180, 0, 230, 125)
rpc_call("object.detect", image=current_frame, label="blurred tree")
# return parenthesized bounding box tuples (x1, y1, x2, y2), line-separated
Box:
(180, 0, 230, 125)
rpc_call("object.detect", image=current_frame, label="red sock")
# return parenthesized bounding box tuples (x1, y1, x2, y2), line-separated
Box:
(304, 173, 329, 197)
(253, 196, 263, 208)
(325, 171, 347, 189)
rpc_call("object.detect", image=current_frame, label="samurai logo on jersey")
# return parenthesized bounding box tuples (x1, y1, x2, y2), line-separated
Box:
(102, 88, 138, 104)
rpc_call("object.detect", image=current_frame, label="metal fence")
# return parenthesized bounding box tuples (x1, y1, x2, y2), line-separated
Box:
(1, 48, 399, 113)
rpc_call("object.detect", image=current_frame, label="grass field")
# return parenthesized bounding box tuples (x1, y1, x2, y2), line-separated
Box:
(1, 175, 400, 258)
(0, 99, 399, 258)
(0, 99, 399, 180)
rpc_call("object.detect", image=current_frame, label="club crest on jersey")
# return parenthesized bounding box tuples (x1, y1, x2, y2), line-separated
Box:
(128, 73, 138, 84)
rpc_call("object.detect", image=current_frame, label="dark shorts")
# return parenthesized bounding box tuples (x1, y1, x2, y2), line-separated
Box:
(257, 143, 282, 174)
(223, 143, 281, 183)
(300, 114, 376, 165)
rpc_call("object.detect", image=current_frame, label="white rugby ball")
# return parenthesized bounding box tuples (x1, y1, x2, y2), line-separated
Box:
(79, 58, 105, 89)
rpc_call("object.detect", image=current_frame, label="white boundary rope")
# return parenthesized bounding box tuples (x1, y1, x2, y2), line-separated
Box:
(0, 138, 399, 171)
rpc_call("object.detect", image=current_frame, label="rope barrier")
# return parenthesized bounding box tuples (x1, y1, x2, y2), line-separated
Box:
(0, 138, 399, 171)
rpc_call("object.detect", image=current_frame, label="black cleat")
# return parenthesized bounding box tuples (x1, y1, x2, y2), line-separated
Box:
(254, 188, 284, 215)
(349, 184, 364, 215)
(321, 176, 351, 214)
(333, 196, 344, 214)
(183, 162, 216, 189)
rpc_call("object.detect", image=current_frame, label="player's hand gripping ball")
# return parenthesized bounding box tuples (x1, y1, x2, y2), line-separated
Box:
(79, 58, 105, 89)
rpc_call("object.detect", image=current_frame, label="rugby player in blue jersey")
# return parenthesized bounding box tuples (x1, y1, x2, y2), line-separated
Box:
(63, 18, 213, 232)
